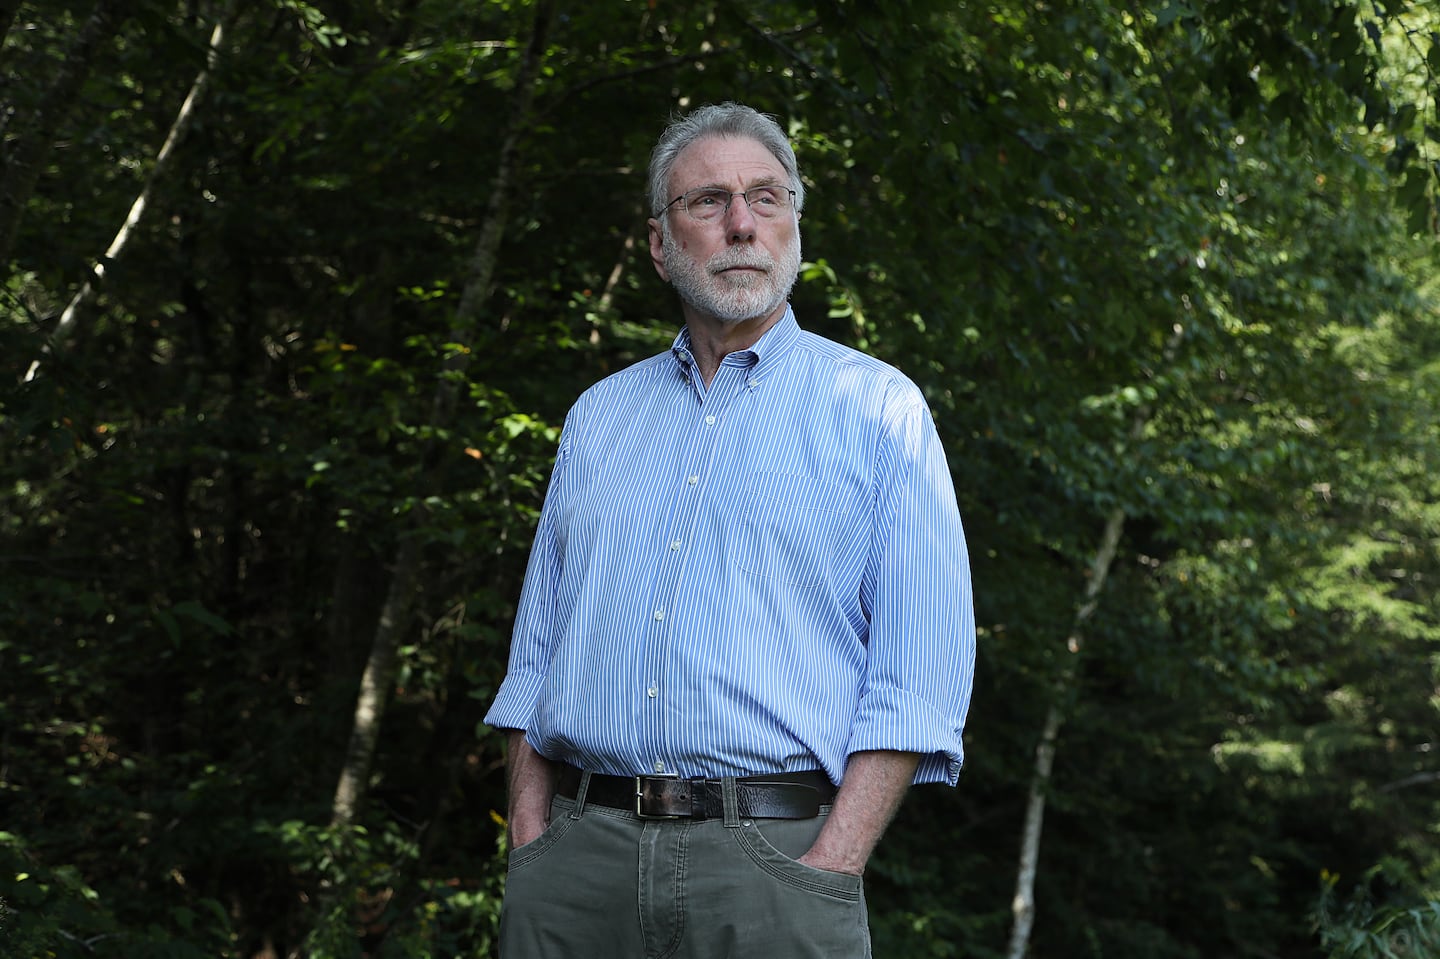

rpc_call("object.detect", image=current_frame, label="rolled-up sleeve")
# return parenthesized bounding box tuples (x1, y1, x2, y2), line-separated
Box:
(482, 425, 573, 734)
(848, 385, 976, 785)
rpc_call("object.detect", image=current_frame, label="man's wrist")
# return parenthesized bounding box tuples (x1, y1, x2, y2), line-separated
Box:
(796, 841, 867, 876)
(503, 729, 559, 848)
(508, 804, 550, 848)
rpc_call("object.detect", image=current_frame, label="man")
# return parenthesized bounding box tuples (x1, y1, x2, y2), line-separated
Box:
(483, 101, 975, 958)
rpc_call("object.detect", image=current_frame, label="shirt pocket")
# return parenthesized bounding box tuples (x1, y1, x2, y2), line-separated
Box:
(731, 471, 850, 588)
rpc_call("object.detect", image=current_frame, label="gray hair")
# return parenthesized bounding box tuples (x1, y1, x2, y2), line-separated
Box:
(647, 102, 806, 217)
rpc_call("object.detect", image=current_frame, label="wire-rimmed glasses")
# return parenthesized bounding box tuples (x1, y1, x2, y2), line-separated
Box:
(659, 186, 797, 221)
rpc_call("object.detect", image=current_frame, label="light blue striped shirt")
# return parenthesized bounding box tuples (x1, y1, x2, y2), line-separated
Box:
(484, 309, 975, 785)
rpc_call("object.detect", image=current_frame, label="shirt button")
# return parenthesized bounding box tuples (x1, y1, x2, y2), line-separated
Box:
(670, 539, 682, 551)
(687, 475, 699, 485)
(704, 415, 716, 426)
(654, 760, 666, 773)
(647, 685, 658, 698)
(653, 608, 665, 621)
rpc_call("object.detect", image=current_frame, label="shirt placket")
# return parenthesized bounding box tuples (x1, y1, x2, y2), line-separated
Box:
(638, 361, 753, 776)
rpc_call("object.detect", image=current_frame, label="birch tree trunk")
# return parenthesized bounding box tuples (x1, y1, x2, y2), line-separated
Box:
(1005, 326, 1184, 958)
(327, 0, 555, 834)
(1005, 504, 1127, 959)
(0, 0, 122, 267)
(22, 9, 230, 383)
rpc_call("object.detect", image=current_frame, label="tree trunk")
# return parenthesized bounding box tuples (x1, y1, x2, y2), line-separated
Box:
(326, 0, 555, 834)
(0, 0, 122, 268)
(1005, 326, 1183, 958)
(1005, 504, 1125, 959)
(329, 533, 424, 828)
(22, 8, 229, 382)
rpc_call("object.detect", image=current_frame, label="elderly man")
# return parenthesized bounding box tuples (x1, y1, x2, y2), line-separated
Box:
(483, 101, 975, 958)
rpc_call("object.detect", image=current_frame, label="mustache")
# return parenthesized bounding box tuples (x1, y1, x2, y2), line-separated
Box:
(707, 248, 774, 273)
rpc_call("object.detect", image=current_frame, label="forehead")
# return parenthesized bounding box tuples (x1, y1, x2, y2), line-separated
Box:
(669, 135, 787, 192)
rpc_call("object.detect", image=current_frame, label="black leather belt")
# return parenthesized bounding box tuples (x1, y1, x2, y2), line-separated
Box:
(557, 765, 836, 820)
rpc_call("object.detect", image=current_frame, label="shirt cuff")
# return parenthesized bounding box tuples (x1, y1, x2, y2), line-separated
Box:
(482, 669, 547, 732)
(846, 686, 965, 786)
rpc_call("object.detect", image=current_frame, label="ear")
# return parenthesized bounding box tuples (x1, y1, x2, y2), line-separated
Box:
(647, 218, 670, 281)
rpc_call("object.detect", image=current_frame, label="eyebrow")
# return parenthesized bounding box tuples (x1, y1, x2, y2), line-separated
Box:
(688, 177, 786, 193)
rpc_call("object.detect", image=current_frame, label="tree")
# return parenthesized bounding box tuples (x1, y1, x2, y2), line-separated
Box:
(2, 1, 1437, 956)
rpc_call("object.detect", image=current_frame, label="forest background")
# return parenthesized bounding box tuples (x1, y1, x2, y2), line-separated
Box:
(3, 1, 1440, 957)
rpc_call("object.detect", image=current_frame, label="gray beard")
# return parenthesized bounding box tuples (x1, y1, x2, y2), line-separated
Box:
(662, 229, 802, 325)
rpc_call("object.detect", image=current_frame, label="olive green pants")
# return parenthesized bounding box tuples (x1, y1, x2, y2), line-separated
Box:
(499, 785, 871, 959)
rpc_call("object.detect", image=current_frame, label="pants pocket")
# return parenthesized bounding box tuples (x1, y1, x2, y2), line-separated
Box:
(507, 795, 579, 871)
(732, 815, 863, 902)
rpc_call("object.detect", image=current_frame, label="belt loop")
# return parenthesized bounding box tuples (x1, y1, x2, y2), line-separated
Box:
(569, 770, 591, 820)
(721, 776, 740, 828)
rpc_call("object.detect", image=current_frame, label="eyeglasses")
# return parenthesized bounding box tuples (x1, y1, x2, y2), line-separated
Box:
(659, 185, 797, 222)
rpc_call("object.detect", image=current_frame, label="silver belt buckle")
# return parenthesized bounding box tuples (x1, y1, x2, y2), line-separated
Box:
(634, 774, 684, 819)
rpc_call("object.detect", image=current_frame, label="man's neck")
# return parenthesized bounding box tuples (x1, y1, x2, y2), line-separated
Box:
(683, 304, 788, 387)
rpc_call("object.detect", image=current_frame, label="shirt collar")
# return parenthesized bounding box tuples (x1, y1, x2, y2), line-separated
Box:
(669, 306, 801, 381)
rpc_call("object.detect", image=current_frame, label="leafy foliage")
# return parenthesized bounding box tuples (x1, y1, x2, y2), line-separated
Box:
(2, 0, 1438, 956)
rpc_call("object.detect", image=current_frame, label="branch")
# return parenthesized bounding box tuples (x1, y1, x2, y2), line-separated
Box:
(1379, 770, 1440, 794)
(22, 6, 232, 382)
(732, 14, 855, 104)
(538, 46, 735, 121)
(538, 16, 819, 120)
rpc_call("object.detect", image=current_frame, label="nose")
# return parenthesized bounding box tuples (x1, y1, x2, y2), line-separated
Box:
(725, 193, 757, 244)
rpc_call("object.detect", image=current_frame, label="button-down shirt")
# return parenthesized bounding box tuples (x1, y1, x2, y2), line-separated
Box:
(484, 309, 975, 785)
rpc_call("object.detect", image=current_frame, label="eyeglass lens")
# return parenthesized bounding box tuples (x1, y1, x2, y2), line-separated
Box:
(682, 187, 792, 221)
